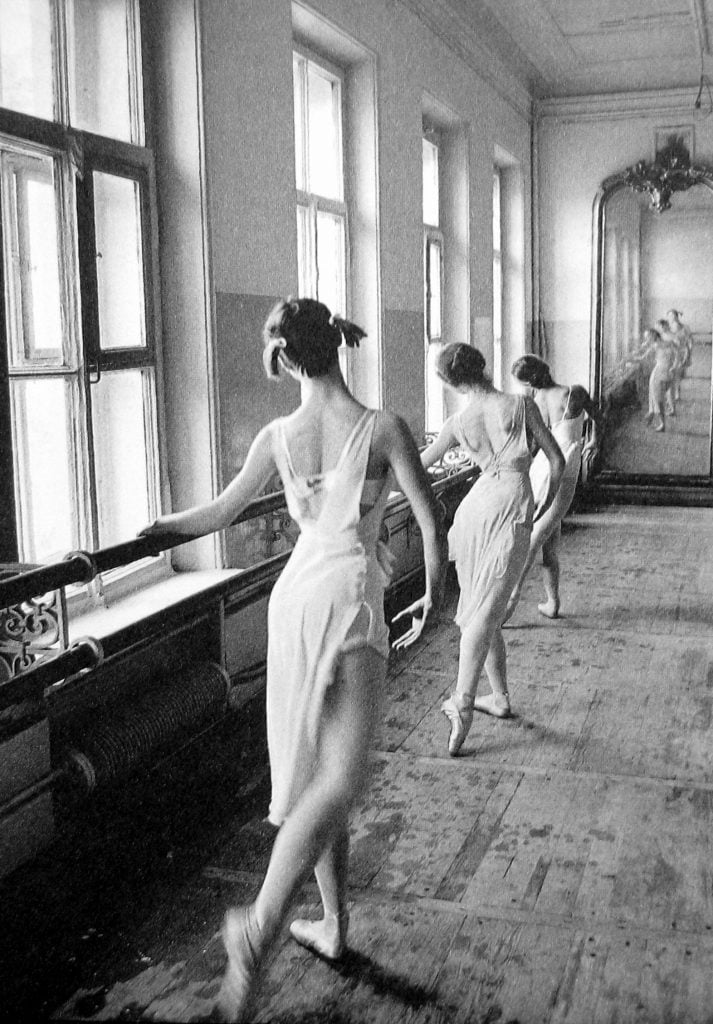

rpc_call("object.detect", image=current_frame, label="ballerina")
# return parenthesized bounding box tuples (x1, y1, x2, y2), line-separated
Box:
(421, 343, 564, 753)
(503, 355, 601, 622)
(141, 298, 446, 1020)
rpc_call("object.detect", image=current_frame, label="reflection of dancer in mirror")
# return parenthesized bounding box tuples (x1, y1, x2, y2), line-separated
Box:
(627, 328, 673, 432)
(504, 356, 602, 623)
(421, 343, 564, 752)
(656, 319, 683, 415)
(667, 309, 694, 385)
(141, 298, 447, 1021)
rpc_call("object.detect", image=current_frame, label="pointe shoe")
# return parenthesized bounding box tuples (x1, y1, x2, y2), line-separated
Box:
(472, 692, 512, 719)
(441, 694, 474, 756)
(216, 905, 263, 1023)
(537, 599, 560, 620)
(654, 422, 665, 432)
(289, 911, 349, 961)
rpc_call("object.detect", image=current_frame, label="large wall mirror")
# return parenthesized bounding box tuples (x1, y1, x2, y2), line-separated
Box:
(590, 139, 713, 503)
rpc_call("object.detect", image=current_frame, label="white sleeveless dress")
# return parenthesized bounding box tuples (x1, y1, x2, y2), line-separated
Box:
(448, 395, 534, 631)
(530, 388, 585, 511)
(266, 409, 392, 826)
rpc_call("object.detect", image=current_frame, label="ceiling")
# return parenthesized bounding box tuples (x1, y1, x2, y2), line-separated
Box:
(441, 0, 713, 99)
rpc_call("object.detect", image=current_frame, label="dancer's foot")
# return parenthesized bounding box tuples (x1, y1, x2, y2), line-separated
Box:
(472, 692, 512, 718)
(537, 598, 560, 619)
(216, 905, 263, 1022)
(441, 693, 474, 756)
(654, 421, 665, 432)
(290, 910, 348, 961)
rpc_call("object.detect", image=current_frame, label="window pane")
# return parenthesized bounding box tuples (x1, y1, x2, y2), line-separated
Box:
(425, 343, 443, 434)
(428, 239, 442, 339)
(316, 210, 345, 316)
(92, 369, 156, 548)
(2, 151, 65, 367)
(93, 171, 146, 350)
(68, 0, 140, 143)
(493, 169, 501, 251)
(307, 65, 342, 201)
(293, 54, 306, 191)
(0, 0, 54, 120)
(423, 138, 439, 227)
(11, 377, 78, 563)
(493, 254, 503, 388)
(296, 203, 312, 298)
(493, 255, 502, 341)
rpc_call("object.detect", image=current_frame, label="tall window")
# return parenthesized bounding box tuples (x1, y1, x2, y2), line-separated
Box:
(293, 50, 348, 323)
(423, 135, 443, 432)
(492, 167, 503, 388)
(0, 0, 161, 576)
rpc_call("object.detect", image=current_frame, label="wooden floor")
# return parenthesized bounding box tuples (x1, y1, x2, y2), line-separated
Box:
(5, 507, 713, 1023)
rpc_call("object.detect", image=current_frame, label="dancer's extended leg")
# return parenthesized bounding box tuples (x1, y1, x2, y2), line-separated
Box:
(217, 646, 384, 1020)
(290, 829, 350, 960)
(538, 528, 561, 618)
(442, 580, 515, 753)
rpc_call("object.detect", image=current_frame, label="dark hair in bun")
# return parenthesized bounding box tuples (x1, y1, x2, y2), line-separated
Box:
(262, 297, 366, 379)
(436, 342, 487, 388)
(511, 354, 554, 390)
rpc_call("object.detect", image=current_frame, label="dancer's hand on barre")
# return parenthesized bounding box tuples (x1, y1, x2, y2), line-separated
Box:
(138, 517, 169, 537)
(391, 595, 437, 650)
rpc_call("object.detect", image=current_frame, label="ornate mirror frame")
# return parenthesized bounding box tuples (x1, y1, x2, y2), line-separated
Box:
(589, 140, 713, 505)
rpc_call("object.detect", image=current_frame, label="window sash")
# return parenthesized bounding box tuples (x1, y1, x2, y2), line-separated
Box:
(0, 109, 163, 573)
(293, 48, 344, 203)
(77, 141, 158, 374)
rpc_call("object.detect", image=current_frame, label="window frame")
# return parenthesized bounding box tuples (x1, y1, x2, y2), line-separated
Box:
(423, 132, 444, 433)
(293, 46, 351, 340)
(0, 0, 166, 596)
(492, 166, 504, 389)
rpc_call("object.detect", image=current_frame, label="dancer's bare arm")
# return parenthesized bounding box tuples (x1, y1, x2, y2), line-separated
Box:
(420, 418, 458, 470)
(378, 413, 448, 649)
(525, 398, 565, 522)
(140, 425, 277, 538)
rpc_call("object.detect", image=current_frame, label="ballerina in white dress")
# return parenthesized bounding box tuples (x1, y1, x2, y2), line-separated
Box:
(504, 355, 601, 622)
(421, 343, 564, 754)
(141, 298, 446, 1021)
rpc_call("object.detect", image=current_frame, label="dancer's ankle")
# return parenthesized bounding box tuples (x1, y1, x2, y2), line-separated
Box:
(452, 690, 474, 710)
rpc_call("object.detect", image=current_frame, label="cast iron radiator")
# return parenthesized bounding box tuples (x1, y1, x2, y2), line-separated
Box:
(63, 660, 230, 794)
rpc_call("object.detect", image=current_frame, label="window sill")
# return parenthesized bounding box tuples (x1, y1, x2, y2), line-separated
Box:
(67, 568, 242, 644)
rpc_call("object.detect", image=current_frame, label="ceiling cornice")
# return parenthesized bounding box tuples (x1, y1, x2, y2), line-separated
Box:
(398, 0, 533, 122)
(536, 88, 701, 123)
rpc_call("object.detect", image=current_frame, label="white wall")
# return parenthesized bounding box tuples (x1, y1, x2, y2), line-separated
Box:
(151, 0, 534, 568)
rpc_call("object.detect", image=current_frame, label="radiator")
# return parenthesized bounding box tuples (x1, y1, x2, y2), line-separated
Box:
(63, 661, 230, 794)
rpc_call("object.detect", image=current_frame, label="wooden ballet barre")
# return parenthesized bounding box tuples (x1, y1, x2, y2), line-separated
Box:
(0, 490, 287, 609)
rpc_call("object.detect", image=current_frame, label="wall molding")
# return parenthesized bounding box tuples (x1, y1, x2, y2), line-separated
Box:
(537, 88, 701, 124)
(398, 0, 533, 122)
